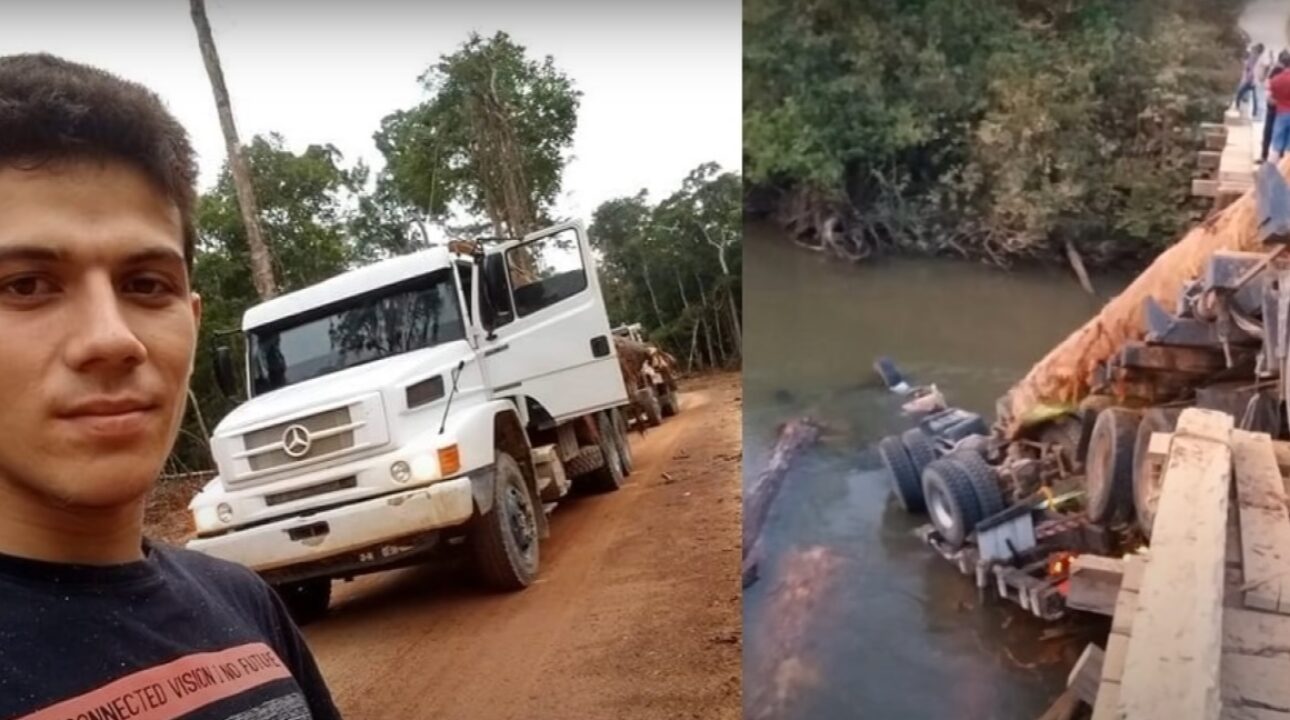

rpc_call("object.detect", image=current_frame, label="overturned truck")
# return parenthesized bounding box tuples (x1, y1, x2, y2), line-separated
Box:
(875, 163, 1290, 620)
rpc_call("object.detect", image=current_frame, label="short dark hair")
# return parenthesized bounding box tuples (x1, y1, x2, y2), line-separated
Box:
(0, 53, 197, 270)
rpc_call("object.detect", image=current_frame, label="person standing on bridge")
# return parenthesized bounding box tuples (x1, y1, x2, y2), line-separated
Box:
(1236, 43, 1266, 119)
(1268, 52, 1290, 161)
(1262, 51, 1290, 162)
(0, 54, 341, 719)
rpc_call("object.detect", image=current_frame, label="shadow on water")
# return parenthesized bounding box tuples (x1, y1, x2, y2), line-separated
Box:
(742, 223, 1129, 719)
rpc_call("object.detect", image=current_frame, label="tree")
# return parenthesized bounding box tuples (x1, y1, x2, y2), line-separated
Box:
(171, 135, 363, 471)
(375, 32, 581, 239)
(189, 0, 278, 299)
(590, 164, 743, 371)
(743, 0, 1247, 267)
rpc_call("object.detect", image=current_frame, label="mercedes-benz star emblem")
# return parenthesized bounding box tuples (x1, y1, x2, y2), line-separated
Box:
(282, 424, 313, 458)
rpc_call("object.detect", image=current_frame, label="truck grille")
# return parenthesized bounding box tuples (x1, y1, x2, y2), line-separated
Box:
(240, 406, 359, 473)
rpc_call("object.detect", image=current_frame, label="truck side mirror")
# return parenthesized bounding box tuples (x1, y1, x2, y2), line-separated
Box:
(214, 345, 238, 399)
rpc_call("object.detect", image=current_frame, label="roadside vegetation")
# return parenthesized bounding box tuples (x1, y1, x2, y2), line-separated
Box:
(744, 0, 1246, 267)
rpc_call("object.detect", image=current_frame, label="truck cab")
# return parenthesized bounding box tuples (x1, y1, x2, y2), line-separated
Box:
(187, 221, 632, 620)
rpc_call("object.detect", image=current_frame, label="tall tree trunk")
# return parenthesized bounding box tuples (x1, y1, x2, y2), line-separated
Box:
(696, 272, 727, 363)
(189, 0, 276, 300)
(701, 317, 718, 369)
(701, 226, 743, 352)
(641, 259, 665, 328)
(674, 267, 691, 309)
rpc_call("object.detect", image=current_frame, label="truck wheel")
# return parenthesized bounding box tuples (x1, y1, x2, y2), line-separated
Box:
(584, 412, 626, 492)
(946, 451, 1005, 518)
(471, 451, 539, 590)
(659, 386, 680, 417)
(900, 428, 937, 476)
(878, 435, 924, 513)
(612, 408, 633, 476)
(1085, 407, 1142, 525)
(637, 388, 663, 427)
(273, 578, 331, 626)
(922, 458, 984, 549)
(1133, 407, 1183, 540)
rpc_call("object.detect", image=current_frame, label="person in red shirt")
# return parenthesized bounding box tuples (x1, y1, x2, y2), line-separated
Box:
(1269, 61, 1290, 159)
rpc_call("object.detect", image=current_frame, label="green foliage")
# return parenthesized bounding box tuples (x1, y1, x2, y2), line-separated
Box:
(174, 134, 365, 471)
(744, 0, 1246, 265)
(591, 163, 742, 369)
(374, 32, 580, 237)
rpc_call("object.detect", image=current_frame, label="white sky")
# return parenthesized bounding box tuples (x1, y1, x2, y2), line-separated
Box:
(0, 0, 741, 225)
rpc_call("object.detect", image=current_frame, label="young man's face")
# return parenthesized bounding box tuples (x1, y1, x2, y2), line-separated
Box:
(0, 159, 200, 509)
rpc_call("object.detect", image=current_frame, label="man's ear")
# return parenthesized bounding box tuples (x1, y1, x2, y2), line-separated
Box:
(190, 291, 203, 332)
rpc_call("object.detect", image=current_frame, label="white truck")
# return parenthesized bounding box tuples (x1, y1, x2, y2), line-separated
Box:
(187, 221, 633, 621)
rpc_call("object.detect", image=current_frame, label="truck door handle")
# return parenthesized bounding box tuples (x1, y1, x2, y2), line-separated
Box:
(484, 343, 510, 357)
(590, 335, 610, 357)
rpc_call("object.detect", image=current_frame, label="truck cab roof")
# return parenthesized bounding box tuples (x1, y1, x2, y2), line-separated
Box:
(242, 246, 458, 331)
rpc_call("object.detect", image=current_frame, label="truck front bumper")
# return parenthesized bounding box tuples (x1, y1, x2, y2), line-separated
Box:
(186, 476, 474, 576)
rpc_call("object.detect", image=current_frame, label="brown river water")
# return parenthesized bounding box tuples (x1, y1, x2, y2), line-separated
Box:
(741, 223, 1131, 719)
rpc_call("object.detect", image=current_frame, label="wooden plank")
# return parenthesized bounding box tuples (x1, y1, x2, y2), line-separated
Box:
(1103, 631, 1130, 683)
(1068, 555, 1125, 616)
(1222, 654, 1290, 714)
(1269, 440, 1290, 480)
(1232, 430, 1290, 614)
(1091, 680, 1121, 720)
(1120, 343, 1229, 374)
(1036, 687, 1080, 720)
(1222, 708, 1290, 720)
(1200, 151, 1223, 171)
(1195, 178, 1220, 197)
(1069, 643, 1105, 706)
(1117, 408, 1233, 720)
(1207, 134, 1229, 151)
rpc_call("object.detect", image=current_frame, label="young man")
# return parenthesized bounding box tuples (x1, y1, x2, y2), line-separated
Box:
(1269, 55, 1290, 161)
(0, 54, 341, 719)
(1236, 43, 1265, 118)
(1262, 51, 1290, 162)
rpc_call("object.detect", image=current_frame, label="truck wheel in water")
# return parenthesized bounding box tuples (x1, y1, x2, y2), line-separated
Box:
(470, 451, 540, 590)
(878, 435, 924, 513)
(612, 407, 633, 476)
(900, 428, 937, 476)
(1085, 406, 1142, 525)
(272, 578, 331, 626)
(1132, 407, 1184, 540)
(585, 412, 626, 492)
(921, 458, 985, 549)
(945, 450, 1005, 519)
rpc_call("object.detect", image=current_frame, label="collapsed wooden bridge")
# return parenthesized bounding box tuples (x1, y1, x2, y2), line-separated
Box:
(1056, 409, 1290, 719)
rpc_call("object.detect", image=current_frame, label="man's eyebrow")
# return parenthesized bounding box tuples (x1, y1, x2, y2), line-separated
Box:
(121, 246, 186, 267)
(0, 245, 66, 264)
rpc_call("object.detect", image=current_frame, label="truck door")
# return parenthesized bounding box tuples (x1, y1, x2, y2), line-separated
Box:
(479, 221, 627, 421)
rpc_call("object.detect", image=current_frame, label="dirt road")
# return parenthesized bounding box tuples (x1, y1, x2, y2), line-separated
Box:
(302, 372, 743, 720)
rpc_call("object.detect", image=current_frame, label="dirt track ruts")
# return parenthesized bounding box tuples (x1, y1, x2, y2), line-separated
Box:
(302, 372, 743, 720)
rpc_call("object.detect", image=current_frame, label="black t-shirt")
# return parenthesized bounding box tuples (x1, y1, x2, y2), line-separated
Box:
(0, 541, 341, 719)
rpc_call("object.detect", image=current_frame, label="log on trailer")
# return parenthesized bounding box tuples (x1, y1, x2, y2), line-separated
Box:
(998, 159, 1290, 438)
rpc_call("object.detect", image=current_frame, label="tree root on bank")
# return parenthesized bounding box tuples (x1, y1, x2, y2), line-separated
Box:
(743, 417, 825, 587)
(776, 190, 874, 263)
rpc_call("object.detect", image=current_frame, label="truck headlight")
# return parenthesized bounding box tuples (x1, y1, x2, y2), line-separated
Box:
(410, 453, 439, 482)
(390, 460, 412, 483)
(194, 503, 234, 532)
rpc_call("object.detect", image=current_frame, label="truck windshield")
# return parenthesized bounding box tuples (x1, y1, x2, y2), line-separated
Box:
(247, 269, 465, 396)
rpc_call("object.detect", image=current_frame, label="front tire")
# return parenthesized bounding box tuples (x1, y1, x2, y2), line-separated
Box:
(471, 451, 540, 590)
(612, 407, 633, 476)
(585, 412, 626, 492)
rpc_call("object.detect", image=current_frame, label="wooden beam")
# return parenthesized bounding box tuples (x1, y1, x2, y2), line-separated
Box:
(1120, 342, 1230, 374)
(1231, 430, 1290, 614)
(1118, 408, 1232, 720)
(1069, 644, 1105, 707)
(1195, 178, 1221, 197)
(1068, 555, 1126, 616)
(1199, 151, 1222, 172)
